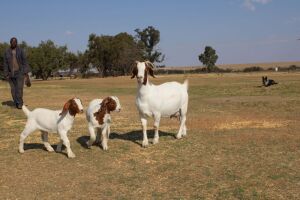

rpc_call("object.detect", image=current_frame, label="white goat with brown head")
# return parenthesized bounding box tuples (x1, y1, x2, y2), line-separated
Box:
(131, 61, 189, 147)
(19, 98, 84, 158)
(86, 96, 121, 150)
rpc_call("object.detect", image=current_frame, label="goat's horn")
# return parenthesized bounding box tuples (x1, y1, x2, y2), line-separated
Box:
(145, 61, 155, 68)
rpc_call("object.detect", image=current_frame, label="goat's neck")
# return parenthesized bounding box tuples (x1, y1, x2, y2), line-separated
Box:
(137, 80, 151, 96)
(64, 111, 76, 121)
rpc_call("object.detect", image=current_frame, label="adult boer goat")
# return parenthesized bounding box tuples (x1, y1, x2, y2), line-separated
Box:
(131, 61, 189, 147)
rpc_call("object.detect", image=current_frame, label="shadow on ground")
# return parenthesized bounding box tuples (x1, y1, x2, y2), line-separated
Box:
(2, 100, 15, 107)
(77, 130, 176, 148)
(23, 143, 67, 157)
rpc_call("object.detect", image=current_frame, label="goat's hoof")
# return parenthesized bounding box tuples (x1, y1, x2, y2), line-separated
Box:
(67, 152, 76, 158)
(46, 147, 55, 152)
(86, 141, 92, 149)
(19, 149, 25, 154)
(153, 138, 159, 144)
(176, 134, 182, 139)
(142, 140, 149, 148)
(102, 146, 108, 151)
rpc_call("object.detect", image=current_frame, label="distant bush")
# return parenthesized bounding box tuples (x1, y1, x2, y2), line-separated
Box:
(156, 66, 232, 75)
(287, 65, 300, 71)
(243, 66, 263, 72)
(276, 65, 300, 72)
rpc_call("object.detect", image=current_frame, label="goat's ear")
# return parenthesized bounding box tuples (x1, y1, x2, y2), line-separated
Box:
(131, 63, 138, 79)
(145, 61, 156, 78)
(60, 100, 71, 115)
(100, 97, 110, 110)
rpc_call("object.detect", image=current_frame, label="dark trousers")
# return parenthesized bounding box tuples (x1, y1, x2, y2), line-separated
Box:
(8, 71, 24, 106)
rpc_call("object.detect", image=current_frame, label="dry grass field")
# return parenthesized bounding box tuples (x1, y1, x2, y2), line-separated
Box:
(0, 72, 300, 199)
(166, 61, 300, 70)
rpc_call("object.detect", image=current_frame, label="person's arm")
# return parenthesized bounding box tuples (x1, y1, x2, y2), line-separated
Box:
(3, 51, 9, 79)
(21, 49, 30, 74)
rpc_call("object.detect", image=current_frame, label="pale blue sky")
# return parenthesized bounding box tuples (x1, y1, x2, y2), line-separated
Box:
(0, 0, 299, 66)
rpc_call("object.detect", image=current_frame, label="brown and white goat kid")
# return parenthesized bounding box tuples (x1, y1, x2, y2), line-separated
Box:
(131, 61, 189, 147)
(86, 96, 121, 150)
(19, 98, 83, 158)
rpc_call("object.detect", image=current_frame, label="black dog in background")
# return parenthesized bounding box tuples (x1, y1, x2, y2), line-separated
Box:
(262, 76, 278, 87)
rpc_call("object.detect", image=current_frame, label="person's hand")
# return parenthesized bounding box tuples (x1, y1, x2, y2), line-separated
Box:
(5, 75, 9, 81)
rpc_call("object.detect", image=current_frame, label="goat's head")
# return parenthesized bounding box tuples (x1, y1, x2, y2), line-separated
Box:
(101, 96, 121, 113)
(94, 96, 121, 125)
(60, 97, 84, 116)
(131, 61, 155, 85)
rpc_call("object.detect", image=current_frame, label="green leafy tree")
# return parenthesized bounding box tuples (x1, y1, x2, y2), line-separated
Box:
(135, 26, 165, 63)
(86, 32, 142, 77)
(27, 40, 68, 80)
(198, 46, 218, 72)
(87, 34, 113, 77)
(78, 51, 90, 78)
(65, 52, 79, 76)
(0, 42, 9, 79)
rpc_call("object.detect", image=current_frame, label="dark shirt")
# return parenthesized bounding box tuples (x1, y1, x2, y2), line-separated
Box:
(3, 47, 30, 77)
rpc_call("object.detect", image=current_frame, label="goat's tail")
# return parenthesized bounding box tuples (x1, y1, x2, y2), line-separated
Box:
(183, 79, 189, 91)
(22, 105, 30, 117)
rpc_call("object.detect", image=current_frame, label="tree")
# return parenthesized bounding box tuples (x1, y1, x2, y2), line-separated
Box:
(111, 32, 143, 76)
(198, 46, 218, 72)
(77, 51, 90, 78)
(135, 26, 165, 63)
(86, 32, 143, 77)
(0, 42, 9, 79)
(27, 40, 68, 80)
(65, 52, 79, 76)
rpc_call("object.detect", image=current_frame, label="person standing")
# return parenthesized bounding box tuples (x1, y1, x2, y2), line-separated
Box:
(3, 37, 31, 109)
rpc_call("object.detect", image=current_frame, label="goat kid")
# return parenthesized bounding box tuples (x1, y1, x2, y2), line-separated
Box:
(19, 98, 83, 158)
(86, 96, 121, 150)
(131, 61, 189, 147)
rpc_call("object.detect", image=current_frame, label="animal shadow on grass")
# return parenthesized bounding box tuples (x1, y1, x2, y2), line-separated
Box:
(23, 143, 67, 157)
(77, 130, 176, 148)
(2, 100, 15, 107)
(77, 136, 90, 149)
(110, 130, 176, 146)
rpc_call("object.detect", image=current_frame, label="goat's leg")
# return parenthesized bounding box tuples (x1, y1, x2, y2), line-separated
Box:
(95, 128, 101, 145)
(41, 131, 54, 152)
(107, 124, 111, 139)
(141, 117, 149, 147)
(153, 114, 161, 144)
(19, 124, 36, 153)
(87, 125, 96, 148)
(177, 115, 187, 139)
(179, 102, 188, 138)
(60, 132, 75, 158)
(101, 125, 109, 151)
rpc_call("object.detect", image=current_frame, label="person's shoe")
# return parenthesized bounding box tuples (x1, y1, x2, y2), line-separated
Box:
(17, 104, 22, 109)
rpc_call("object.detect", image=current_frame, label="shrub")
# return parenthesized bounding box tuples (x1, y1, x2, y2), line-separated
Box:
(243, 66, 263, 72)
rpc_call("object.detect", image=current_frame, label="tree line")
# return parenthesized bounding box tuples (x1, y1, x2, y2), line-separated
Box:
(0, 26, 165, 80)
(0, 25, 220, 80)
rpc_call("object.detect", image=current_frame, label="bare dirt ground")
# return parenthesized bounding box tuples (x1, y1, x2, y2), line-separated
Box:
(0, 72, 299, 199)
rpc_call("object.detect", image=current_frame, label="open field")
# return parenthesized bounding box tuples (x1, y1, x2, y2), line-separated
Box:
(166, 61, 300, 70)
(0, 72, 300, 199)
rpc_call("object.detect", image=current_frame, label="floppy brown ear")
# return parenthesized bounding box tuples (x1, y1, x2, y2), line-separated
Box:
(145, 61, 155, 78)
(60, 100, 71, 115)
(131, 61, 139, 79)
(99, 98, 109, 112)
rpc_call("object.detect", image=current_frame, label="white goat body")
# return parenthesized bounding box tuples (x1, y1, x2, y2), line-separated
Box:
(86, 96, 121, 150)
(132, 61, 188, 147)
(19, 98, 83, 158)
